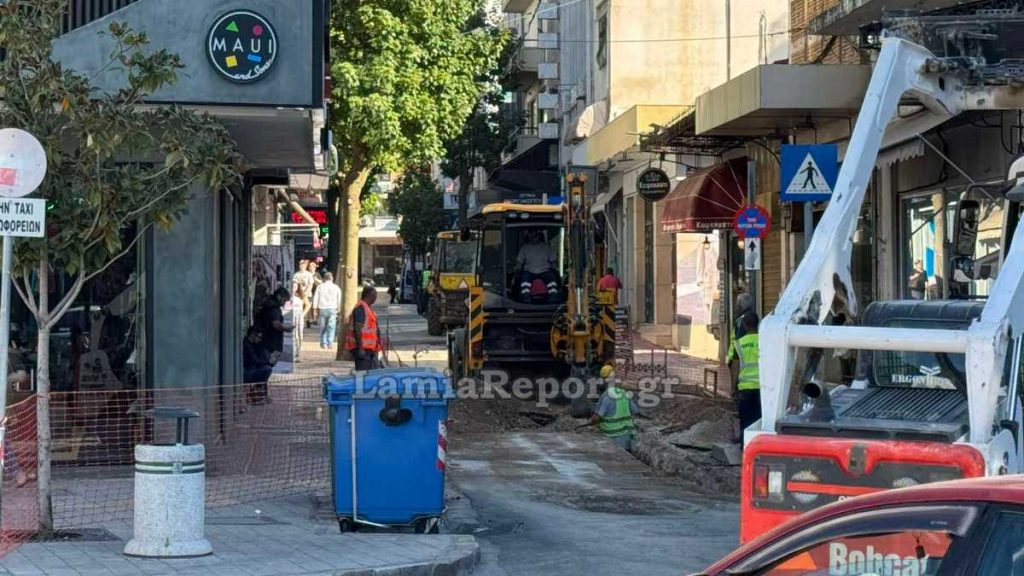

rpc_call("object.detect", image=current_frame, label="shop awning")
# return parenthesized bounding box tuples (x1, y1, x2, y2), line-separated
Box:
(592, 188, 622, 214)
(661, 158, 748, 234)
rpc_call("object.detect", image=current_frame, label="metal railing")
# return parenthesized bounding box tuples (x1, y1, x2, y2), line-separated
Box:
(63, 0, 139, 34)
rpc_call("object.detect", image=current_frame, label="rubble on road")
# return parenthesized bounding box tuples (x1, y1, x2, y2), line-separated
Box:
(632, 394, 741, 494)
(446, 386, 741, 495)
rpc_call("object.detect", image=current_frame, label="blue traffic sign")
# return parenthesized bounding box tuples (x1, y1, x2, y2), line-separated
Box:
(733, 205, 771, 239)
(781, 144, 838, 202)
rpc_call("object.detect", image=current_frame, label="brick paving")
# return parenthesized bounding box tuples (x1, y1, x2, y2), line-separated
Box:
(0, 303, 479, 575)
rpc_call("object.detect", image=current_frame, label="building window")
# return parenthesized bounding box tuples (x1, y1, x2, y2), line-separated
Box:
(596, 13, 608, 69)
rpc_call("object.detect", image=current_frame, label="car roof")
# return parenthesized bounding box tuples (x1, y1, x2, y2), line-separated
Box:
(708, 476, 1024, 573)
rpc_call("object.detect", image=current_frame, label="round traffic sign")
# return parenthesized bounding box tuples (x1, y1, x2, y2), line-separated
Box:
(0, 129, 47, 198)
(637, 168, 672, 203)
(733, 205, 771, 239)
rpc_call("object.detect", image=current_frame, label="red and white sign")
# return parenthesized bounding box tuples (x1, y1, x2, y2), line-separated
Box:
(0, 129, 47, 198)
(436, 420, 448, 471)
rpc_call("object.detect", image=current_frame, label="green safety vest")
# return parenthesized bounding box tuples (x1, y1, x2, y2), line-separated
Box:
(599, 387, 635, 438)
(733, 333, 760, 391)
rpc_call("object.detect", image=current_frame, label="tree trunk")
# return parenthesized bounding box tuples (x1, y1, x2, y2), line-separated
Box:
(335, 164, 371, 361)
(35, 255, 53, 535)
(457, 170, 472, 224)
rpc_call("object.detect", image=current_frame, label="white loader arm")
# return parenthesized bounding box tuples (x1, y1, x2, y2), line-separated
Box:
(760, 36, 1024, 444)
(758, 38, 961, 435)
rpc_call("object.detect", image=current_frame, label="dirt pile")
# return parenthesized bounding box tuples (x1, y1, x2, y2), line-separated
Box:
(446, 388, 741, 495)
(632, 394, 741, 494)
(447, 396, 587, 435)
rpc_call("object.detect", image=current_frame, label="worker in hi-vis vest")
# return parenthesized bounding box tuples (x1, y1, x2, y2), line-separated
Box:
(728, 293, 761, 435)
(590, 364, 640, 451)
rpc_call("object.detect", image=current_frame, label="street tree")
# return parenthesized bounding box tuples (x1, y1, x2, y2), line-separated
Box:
(329, 0, 503, 354)
(0, 0, 243, 533)
(389, 170, 450, 258)
(442, 7, 517, 223)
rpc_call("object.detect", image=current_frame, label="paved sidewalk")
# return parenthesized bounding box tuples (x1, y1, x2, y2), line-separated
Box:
(0, 493, 479, 576)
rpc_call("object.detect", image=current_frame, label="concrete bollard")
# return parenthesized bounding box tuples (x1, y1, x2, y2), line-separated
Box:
(124, 408, 211, 558)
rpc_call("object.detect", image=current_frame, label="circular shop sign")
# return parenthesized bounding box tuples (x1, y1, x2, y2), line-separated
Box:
(637, 168, 672, 203)
(207, 10, 278, 84)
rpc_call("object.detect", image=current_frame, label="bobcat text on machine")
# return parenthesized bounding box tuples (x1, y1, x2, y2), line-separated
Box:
(741, 15, 1024, 542)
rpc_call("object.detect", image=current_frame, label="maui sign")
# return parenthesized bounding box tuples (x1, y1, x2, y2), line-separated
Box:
(207, 10, 278, 83)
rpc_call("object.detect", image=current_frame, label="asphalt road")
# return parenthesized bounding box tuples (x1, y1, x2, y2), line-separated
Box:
(379, 304, 741, 575)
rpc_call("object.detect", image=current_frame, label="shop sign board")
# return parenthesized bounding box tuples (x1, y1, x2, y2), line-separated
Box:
(733, 205, 771, 239)
(637, 168, 672, 203)
(781, 144, 838, 202)
(208, 10, 278, 83)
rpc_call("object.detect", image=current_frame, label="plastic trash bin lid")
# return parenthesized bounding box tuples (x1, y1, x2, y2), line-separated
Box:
(325, 367, 452, 399)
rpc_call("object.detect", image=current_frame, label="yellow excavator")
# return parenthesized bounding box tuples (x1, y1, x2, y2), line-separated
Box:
(424, 230, 478, 336)
(447, 174, 617, 416)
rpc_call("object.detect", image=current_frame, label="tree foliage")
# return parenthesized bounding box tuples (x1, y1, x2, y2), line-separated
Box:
(389, 170, 449, 255)
(330, 0, 505, 174)
(441, 7, 518, 220)
(329, 0, 506, 353)
(0, 0, 244, 532)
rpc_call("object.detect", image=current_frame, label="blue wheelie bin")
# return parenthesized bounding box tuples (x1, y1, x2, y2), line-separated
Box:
(324, 368, 452, 533)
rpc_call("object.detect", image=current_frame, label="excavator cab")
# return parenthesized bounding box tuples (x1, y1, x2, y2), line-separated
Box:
(424, 230, 478, 336)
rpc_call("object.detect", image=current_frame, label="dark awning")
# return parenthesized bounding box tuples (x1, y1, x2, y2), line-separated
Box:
(661, 158, 747, 234)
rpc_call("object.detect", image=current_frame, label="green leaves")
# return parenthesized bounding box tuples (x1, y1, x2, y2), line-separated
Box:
(389, 169, 450, 254)
(329, 0, 502, 174)
(0, 0, 244, 293)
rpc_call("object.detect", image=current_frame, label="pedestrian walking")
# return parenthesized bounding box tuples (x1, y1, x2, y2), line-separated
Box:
(345, 286, 382, 371)
(290, 285, 306, 361)
(312, 271, 342, 349)
(388, 283, 398, 304)
(590, 364, 639, 451)
(257, 287, 293, 363)
(727, 294, 761, 436)
(909, 259, 927, 300)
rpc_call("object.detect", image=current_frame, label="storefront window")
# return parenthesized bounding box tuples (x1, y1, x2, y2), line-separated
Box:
(901, 191, 1004, 299)
(902, 192, 947, 300)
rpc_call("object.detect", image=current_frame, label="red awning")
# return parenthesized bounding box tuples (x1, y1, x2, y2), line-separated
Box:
(661, 157, 748, 233)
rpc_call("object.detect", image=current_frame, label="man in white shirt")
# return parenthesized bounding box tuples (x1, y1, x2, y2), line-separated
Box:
(515, 230, 558, 296)
(312, 272, 343, 349)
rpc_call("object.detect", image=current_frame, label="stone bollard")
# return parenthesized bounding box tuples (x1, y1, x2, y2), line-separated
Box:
(124, 408, 212, 558)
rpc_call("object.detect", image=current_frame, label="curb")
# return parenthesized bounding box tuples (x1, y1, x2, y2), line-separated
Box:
(333, 535, 481, 576)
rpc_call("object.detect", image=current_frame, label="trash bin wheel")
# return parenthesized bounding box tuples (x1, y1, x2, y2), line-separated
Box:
(415, 517, 440, 534)
(338, 518, 359, 533)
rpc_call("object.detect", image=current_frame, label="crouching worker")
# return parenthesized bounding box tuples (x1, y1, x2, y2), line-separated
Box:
(590, 364, 640, 451)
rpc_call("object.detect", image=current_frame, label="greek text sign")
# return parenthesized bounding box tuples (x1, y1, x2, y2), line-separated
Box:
(0, 198, 45, 237)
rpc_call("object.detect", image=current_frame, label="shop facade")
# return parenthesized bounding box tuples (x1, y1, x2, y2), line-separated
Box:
(37, 0, 330, 418)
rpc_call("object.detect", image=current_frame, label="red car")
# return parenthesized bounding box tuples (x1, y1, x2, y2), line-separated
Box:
(699, 476, 1024, 575)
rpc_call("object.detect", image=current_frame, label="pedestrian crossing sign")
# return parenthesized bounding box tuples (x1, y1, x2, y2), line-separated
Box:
(780, 144, 838, 202)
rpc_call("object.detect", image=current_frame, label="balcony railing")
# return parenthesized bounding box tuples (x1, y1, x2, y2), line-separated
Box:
(63, 0, 139, 34)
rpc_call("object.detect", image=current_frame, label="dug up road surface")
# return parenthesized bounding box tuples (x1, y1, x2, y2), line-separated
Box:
(381, 304, 742, 575)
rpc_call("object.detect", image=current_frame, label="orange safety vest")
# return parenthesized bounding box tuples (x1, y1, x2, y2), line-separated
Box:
(345, 301, 381, 351)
